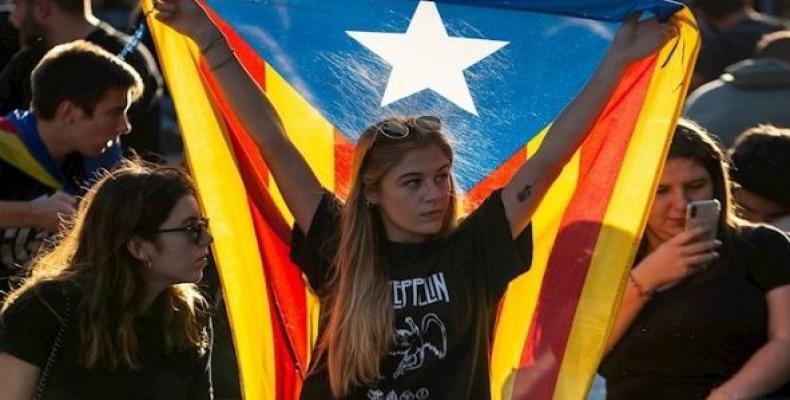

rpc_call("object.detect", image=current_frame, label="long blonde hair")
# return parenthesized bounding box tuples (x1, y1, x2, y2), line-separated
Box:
(321, 117, 458, 396)
(2, 160, 208, 369)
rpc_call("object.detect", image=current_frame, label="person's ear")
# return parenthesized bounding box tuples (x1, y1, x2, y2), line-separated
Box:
(31, 0, 53, 21)
(126, 236, 155, 264)
(364, 187, 379, 206)
(55, 100, 84, 125)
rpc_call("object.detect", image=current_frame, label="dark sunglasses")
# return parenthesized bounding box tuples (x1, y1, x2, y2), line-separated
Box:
(374, 115, 442, 140)
(154, 217, 211, 245)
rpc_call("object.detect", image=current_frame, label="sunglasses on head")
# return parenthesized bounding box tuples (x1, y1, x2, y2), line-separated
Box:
(373, 115, 442, 140)
(154, 217, 211, 245)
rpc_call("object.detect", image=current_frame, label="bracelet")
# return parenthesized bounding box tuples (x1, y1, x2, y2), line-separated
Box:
(199, 34, 225, 54)
(629, 272, 651, 299)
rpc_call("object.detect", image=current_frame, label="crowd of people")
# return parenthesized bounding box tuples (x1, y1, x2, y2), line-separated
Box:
(0, 0, 787, 399)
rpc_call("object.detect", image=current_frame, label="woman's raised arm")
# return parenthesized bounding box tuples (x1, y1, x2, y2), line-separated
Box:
(501, 15, 678, 238)
(154, 0, 324, 233)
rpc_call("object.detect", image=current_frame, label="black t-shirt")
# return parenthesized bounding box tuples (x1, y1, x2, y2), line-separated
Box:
(0, 22, 163, 156)
(0, 281, 212, 399)
(600, 225, 790, 399)
(291, 189, 533, 400)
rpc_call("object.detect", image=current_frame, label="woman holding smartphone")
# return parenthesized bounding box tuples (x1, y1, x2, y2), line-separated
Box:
(600, 120, 790, 399)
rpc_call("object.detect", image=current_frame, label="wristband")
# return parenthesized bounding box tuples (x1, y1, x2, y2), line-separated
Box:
(629, 272, 651, 299)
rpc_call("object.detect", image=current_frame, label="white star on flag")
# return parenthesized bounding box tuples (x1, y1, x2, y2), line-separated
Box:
(346, 1, 508, 115)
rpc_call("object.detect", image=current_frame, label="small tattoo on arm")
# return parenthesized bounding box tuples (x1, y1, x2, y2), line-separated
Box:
(517, 184, 533, 202)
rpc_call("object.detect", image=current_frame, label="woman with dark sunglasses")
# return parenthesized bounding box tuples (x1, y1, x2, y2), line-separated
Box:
(0, 160, 214, 399)
(156, 1, 677, 398)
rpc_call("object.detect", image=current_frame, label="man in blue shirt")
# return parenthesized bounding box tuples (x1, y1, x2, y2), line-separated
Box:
(0, 40, 142, 292)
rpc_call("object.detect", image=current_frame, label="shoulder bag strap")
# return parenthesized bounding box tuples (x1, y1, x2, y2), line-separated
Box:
(33, 290, 71, 400)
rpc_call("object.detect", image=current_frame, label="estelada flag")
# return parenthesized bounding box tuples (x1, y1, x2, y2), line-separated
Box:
(145, 1, 699, 398)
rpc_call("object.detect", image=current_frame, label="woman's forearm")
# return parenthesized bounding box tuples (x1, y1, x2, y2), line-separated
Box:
(195, 29, 325, 231)
(605, 270, 651, 352)
(501, 49, 627, 236)
(712, 286, 790, 399)
(710, 338, 790, 399)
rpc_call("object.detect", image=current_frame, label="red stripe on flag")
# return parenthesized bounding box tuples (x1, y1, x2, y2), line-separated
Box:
(205, 3, 266, 87)
(513, 55, 657, 399)
(198, 59, 291, 241)
(197, 42, 310, 396)
(0, 119, 17, 134)
(466, 149, 527, 211)
(334, 131, 354, 200)
(250, 201, 310, 397)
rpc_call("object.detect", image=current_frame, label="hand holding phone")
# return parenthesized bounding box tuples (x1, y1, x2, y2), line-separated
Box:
(685, 199, 721, 241)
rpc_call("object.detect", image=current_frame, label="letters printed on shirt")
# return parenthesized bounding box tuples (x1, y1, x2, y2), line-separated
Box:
(391, 272, 450, 310)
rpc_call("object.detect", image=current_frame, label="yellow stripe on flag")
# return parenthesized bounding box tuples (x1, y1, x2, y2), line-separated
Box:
(262, 65, 333, 358)
(491, 126, 581, 400)
(264, 66, 336, 225)
(0, 132, 61, 189)
(146, 11, 277, 400)
(553, 9, 700, 400)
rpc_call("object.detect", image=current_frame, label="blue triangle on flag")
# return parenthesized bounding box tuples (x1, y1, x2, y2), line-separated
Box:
(204, 0, 677, 190)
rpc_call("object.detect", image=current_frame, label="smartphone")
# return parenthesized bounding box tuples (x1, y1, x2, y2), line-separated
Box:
(685, 199, 721, 241)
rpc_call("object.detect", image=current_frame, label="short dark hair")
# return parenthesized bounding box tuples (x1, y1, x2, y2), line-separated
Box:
(755, 31, 790, 63)
(30, 40, 143, 120)
(28, 0, 85, 16)
(730, 125, 790, 206)
(692, 0, 745, 18)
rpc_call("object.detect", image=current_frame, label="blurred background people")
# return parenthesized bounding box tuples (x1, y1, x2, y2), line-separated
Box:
(0, 0, 163, 159)
(729, 124, 790, 228)
(688, 0, 789, 89)
(0, 41, 141, 294)
(685, 30, 790, 146)
(0, 0, 19, 69)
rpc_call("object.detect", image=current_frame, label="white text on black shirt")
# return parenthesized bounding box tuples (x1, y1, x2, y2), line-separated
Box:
(391, 272, 450, 310)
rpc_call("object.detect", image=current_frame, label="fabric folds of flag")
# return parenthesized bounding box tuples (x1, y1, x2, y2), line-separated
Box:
(146, 1, 698, 399)
(0, 118, 60, 190)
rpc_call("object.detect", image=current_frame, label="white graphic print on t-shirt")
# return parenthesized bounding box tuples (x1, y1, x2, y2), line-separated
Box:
(371, 272, 452, 396)
(390, 314, 447, 379)
(367, 388, 430, 400)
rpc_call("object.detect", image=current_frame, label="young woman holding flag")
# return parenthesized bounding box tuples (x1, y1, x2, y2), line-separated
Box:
(155, 1, 676, 397)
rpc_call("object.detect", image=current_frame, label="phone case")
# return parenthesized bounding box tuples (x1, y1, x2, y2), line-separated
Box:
(685, 199, 721, 241)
